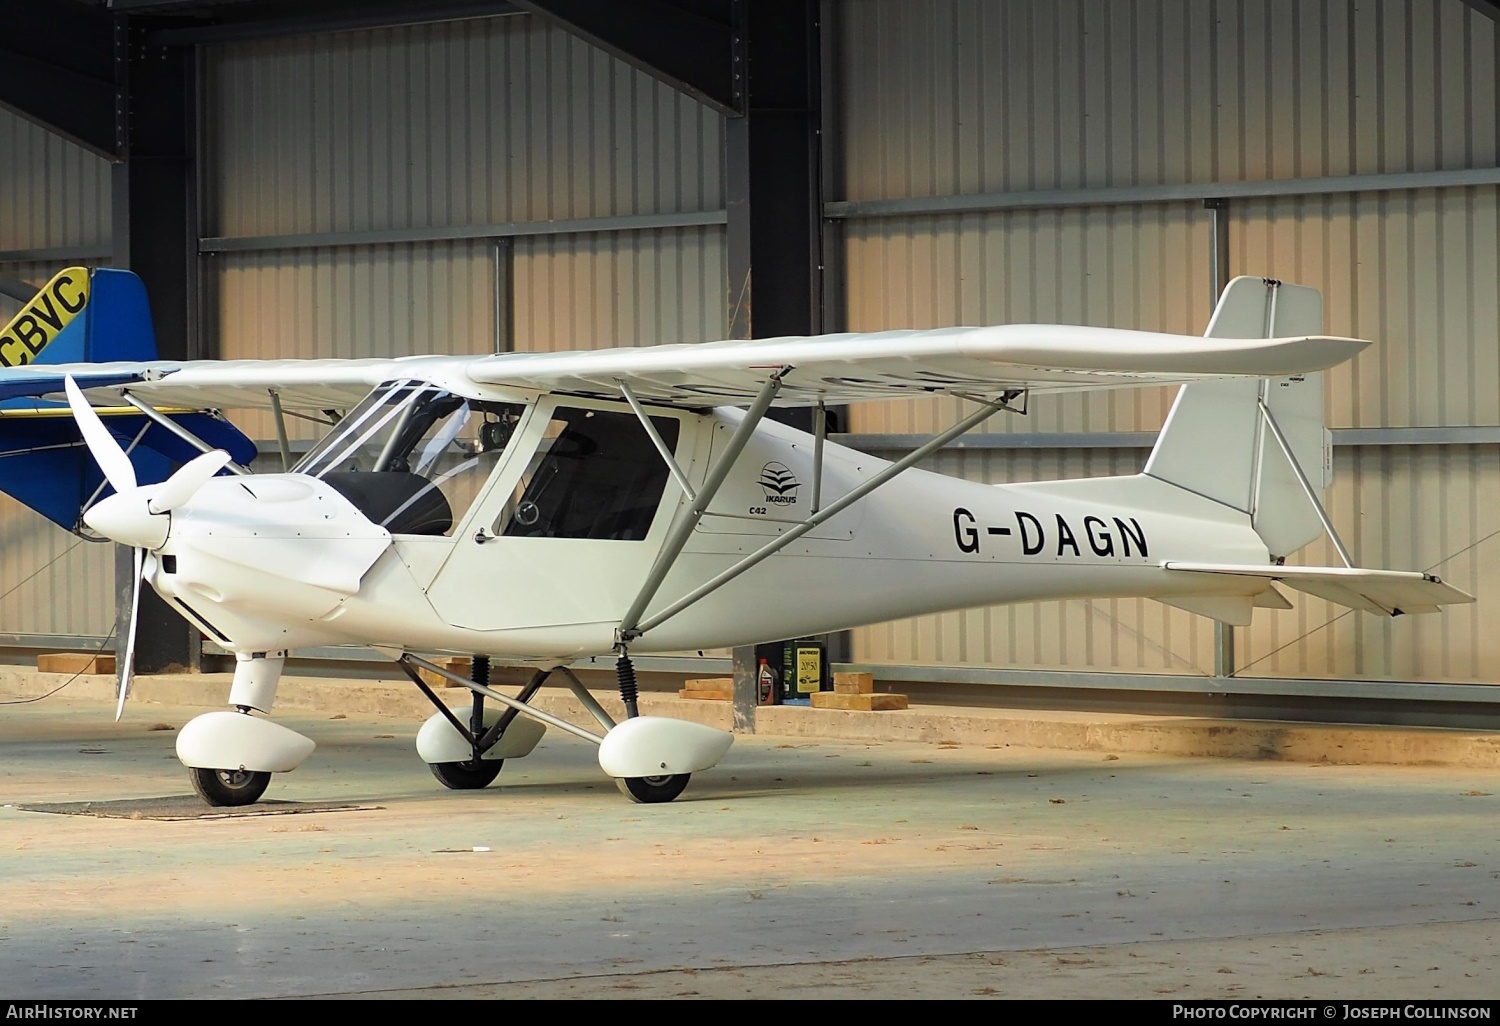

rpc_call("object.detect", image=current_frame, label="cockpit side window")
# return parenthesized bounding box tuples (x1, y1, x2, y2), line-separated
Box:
(293, 382, 524, 536)
(496, 407, 679, 541)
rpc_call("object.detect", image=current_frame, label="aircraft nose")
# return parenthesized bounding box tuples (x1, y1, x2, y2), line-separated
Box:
(83, 490, 170, 550)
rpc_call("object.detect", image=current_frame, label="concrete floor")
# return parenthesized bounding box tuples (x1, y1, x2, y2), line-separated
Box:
(1, 694, 1498, 999)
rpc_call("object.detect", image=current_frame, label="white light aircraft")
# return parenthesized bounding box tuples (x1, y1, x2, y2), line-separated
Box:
(0, 272, 1472, 806)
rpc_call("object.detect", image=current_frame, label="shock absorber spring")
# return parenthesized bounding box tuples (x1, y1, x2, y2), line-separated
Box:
(469, 655, 491, 755)
(615, 653, 639, 719)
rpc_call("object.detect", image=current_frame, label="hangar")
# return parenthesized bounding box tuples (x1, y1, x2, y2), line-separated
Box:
(5, 0, 1500, 1002)
(0, 0, 1497, 715)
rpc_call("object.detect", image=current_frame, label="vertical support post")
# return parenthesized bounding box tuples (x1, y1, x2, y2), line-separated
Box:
(1206, 198, 1231, 313)
(731, 644, 757, 734)
(493, 237, 513, 353)
(112, 16, 201, 676)
(725, 0, 828, 700)
(1205, 197, 1235, 678)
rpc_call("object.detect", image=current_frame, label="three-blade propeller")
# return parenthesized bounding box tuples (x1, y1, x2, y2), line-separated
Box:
(63, 375, 231, 720)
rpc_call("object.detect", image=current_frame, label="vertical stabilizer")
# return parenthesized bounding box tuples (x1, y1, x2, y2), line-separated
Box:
(1143, 277, 1331, 559)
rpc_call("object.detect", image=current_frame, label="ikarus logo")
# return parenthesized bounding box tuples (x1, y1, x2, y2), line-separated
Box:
(757, 462, 799, 505)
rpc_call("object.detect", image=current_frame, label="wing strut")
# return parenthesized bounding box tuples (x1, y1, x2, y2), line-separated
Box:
(119, 392, 254, 477)
(811, 401, 826, 514)
(623, 390, 1019, 641)
(617, 370, 788, 642)
(618, 379, 698, 503)
(268, 390, 293, 471)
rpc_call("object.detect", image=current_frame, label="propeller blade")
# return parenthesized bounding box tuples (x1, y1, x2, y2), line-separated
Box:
(64, 375, 136, 494)
(116, 546, 143, 722)
(148, 449, 232, 515)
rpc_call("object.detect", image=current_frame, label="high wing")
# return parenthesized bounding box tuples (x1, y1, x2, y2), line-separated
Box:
(462, 325, 1367, 406)
(8, 358, 418, 411)
(26, 325, 1368, 412)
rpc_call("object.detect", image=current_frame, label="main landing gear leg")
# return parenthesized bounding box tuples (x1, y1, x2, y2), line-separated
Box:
(419, 658, 551, 790)
(612, 649, 690, 804)
(430, 656, 503, 790)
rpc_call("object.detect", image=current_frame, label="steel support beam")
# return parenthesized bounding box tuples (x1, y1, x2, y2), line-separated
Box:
(724, 0, 822, 344)
(0, 0, 120, 159)
(511, 0, 737, 116)
(141, 1, 522, 46)
(825, 166, 1500, 220)
(112, 21, 201, 676)
(835, 427, 1500, 452)
(1207, 199, 1235, 678)
(722, 0, 827, 707)
(199, 209, 726, 254)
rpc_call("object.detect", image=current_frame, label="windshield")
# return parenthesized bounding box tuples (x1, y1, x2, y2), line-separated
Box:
(295, 381, 524, 536)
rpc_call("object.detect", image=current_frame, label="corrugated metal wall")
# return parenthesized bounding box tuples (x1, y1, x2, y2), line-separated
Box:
(205, 15, 727, 399)
(0, 112, 111, 252)
(210, 241, 500, 440)
(839, 0, 1495, 198)
(0, 108, 116, 638)
(204, 18, 721, 236)
(843, 203, 1209, 435)
(839, 0, 1500, 682)
(513, 227, 726, 351)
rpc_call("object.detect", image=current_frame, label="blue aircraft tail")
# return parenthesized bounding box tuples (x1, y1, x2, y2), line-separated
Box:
(0, 267, 256, 530)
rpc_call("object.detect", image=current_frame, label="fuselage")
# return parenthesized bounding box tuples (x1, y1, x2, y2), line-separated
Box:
(141, 387, 1270, 662)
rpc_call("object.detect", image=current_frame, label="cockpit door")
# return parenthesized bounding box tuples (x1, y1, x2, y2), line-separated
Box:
(424, 396, 702, 632)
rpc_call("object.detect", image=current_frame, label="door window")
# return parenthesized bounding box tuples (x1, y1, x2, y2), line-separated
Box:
(496, 407, 679, 541)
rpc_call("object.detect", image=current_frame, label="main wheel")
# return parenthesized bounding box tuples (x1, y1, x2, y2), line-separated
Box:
(616, 773, 691, 804)
(429, 759, 503, 790)
(190, 767, 271, 807)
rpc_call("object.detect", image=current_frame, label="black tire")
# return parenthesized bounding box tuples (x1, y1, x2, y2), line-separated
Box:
(429, 759, 503, 790)
(616, 773, 691, 804)
(190, 767, 271, 807)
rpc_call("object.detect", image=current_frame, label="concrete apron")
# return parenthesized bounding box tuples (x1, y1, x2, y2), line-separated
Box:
(3, 664, 1500, 770)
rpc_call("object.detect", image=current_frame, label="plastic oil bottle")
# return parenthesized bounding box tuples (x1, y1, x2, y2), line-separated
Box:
(757, 658, 777, 705)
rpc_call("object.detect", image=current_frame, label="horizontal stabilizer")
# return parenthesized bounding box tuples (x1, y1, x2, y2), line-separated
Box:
(1162, 562, 1474, 616)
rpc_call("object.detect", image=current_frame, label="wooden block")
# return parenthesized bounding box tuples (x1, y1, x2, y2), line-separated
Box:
(417, 656, 472, 688)
(833, 671, 875, 694)
(811, 691, 908, 711)
(678, 688, 733, 702)
(37, 653, 116, 675)
(683, 677, 734, 692)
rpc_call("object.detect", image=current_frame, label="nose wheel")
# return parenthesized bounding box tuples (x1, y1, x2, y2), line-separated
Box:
(190, 767, 271, 807)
